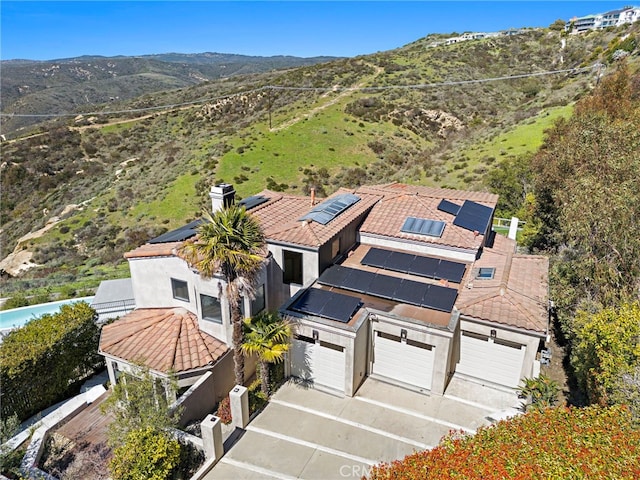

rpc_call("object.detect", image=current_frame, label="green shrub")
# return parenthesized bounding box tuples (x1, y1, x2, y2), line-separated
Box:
(2, 293, 28, 310)
(248, 379, 267, 415)
(0, 302, 102, 421)
(109, 427, 181, 480)
(517, 374, 560, 412)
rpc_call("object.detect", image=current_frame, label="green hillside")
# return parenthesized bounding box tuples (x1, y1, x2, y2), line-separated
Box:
(1, 22, 638, 298)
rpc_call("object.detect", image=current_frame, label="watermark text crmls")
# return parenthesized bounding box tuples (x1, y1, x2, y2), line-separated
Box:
(339, 464, 372, 478)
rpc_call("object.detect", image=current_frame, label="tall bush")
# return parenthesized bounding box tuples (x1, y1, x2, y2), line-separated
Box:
(571, 302, 640, 405)
(109, 427, 181, 480)
(0, 302, 102, 421)
(369, 405, 640, 479)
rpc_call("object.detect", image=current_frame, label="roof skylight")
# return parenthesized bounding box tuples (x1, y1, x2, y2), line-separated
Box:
(299, 193, 361, 225)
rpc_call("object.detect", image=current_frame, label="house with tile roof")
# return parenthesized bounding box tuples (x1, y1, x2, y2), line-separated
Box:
(99, 182, 549, 404)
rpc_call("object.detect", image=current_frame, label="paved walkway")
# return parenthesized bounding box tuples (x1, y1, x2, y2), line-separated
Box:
(205, 376, 519, 479)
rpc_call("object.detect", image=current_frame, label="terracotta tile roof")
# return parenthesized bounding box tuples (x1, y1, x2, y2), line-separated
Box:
(356, 183, 497, 251)
(456, 234, 549, 334)
(356, 182, 499, 203)
(124, 242, 182, 259)
(249, 188, 382, 248)
(99, 307, 228, 374)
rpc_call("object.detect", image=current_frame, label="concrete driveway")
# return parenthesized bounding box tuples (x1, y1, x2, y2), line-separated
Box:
(205, 376, 519, 479)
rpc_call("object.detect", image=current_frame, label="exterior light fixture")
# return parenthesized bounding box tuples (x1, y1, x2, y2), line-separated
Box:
(490, 329, 497, 338)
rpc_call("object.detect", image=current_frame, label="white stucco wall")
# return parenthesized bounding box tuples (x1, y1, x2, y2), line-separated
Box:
(266, 243, 319, 304)
(128, 255, 269, 346)
(359, 234, 477, 263)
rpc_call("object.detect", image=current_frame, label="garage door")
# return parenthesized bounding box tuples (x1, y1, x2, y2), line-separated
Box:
(456, 331, 526, 387)
(290, 337, 345, 393)
(372, 331, 434, 390)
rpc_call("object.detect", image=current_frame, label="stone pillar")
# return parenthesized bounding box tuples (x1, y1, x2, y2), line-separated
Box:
(201, 415, 224, 461)
(508, 217, 519, 241)
(106, 359, 117, 388)
(229, 385, 249, 429)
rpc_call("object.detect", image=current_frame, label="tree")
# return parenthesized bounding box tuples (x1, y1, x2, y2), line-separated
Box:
(179, 206, 267, 386)
(241, 312, 292, 396)
(368, 405, 640, 479)
(570, 302, 640, 406)
(484, 153, 532, 217)
(101, 366, 182, 446)
(529, 65, 640, 316)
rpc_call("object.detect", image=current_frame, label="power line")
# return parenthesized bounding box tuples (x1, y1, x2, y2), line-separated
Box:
(0, 66, 594, 119)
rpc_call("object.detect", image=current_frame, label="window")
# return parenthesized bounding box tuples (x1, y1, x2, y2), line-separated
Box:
(200, 294, 222, 323)
(283, 250, 303, 284)
(171, 278, 189, 301)
(475, 267, 495, 280)
(240, 284, 266, 318)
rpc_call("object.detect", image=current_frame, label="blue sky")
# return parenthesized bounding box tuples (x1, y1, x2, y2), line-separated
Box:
(1, 1, 629, 60)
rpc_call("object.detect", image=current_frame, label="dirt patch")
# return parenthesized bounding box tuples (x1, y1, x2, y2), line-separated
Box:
(41, 432, 111, 480)
(540, 318, 588, 407)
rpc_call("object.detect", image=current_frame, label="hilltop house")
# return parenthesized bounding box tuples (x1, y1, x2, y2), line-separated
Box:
(99, 183, 549, 403)
(566, 6, 640, 33)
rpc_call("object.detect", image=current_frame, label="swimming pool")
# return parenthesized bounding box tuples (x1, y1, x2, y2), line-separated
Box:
(0, 296, 95, 331)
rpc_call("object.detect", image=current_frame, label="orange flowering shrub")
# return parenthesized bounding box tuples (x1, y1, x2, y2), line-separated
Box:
(368, 405, 640, 480)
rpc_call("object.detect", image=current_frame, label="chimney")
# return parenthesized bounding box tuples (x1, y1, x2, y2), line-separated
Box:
(310, 187, 316, 206)
(209, 183, 235, 213)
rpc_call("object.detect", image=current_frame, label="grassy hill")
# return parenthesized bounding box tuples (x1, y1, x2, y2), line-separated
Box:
(1, 23, 638, 297)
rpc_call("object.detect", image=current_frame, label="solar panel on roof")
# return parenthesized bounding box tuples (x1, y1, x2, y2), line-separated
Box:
(292, 287, 327, 313)
(342, 269, 376, 293)
(422, 284, 458, 312)
(434, 260, 467, 283)
(367, 275, 402, 300)
(401, 217, 445, 238)
(149, 219, 202, 244)
(453, 200, 494, 234)
(408, 256, 440, 278)
(360, 248, 392, 269)
(299, 193, 361, 225)
(437, 199, 462, 216)
(319, 294, 362, 323)
(363, 248, 466, 284)
(394, 280, 430, 306)
(318, 265, 354, 287)
(386, 251, 415, 273)
(315, 264, 457, 312)
(290, 288, 362, 323)
(238, 195, 268, 210)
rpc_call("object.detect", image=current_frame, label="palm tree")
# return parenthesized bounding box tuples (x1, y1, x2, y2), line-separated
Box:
(179, 205, 267, 386)
(241, 312, 292, 396)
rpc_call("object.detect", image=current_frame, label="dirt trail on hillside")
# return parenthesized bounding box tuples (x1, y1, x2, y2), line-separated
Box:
(0, 203, 91, 276)
(269, 63, 384, 132)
